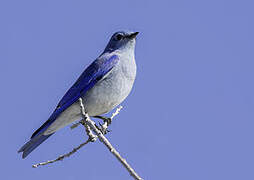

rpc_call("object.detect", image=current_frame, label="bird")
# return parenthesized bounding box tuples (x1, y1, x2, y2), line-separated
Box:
(18, 31, 139, 158)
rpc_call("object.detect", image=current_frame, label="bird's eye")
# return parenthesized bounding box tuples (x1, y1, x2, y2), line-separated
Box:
(115, 34, 123, 41)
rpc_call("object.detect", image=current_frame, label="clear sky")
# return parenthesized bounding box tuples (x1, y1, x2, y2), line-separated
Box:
(1, 0, 254, 179)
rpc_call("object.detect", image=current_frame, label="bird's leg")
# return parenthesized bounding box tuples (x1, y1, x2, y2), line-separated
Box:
(93, 115, 112, 125)
(93, 115, 112, 134)
(92, 106, 123, 134)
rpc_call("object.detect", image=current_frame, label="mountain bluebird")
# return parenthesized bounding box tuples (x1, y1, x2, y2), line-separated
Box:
(18, 31, 139, 158)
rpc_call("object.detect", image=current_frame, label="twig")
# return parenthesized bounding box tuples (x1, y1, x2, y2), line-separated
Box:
(32, 99, 142, 180)
(78, 98, 143, 180)
(100, 105, 123, 134)
(32, 138, 91, 168)
(32, 103, 121, 168)
(32, 108, 97, 168)
(70, 105, 123, 130)
(80, 119, 97, 142)
(70, 121, 80, 129)
(32, 105, 122, 168)
(111, 106, 123, 119)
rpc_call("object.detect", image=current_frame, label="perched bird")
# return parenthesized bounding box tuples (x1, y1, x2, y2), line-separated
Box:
(18, 31, 138, 158)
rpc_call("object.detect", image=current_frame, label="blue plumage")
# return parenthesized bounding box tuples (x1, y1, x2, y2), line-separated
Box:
(18, 134, 53, 159)
(18, 31, 138, 159)
(19, 55, 119, 158)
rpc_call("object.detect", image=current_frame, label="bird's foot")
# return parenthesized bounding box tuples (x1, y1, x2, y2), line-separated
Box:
(93, 116, 112, 134)
(94, 123, 110, 135)
(93, 115, 112, 125)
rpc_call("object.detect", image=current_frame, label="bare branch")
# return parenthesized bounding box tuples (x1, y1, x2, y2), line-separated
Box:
(32, 138, 91, 168)
(32, 108, 97, 168)
(70, 121, 80, 129)
(78, 98, 143, 180)
(100, 105, 123, 134)
(32, 99, 142, 180)
(70, 105, 123, 130)
(80, 119, 97, 142)
(111, 105, 123, 119)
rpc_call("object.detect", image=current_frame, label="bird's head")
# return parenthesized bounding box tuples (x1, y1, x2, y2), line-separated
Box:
(104, 31, 139, 53)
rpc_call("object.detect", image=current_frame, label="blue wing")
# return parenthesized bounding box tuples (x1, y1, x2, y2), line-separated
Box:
(18, 54, 119, 158)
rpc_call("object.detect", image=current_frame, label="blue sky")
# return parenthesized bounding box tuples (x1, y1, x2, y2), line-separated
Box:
(1, 0, 254, 179)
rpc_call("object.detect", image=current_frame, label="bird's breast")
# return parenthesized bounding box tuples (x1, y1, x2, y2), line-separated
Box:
(83, 56, 136, 116)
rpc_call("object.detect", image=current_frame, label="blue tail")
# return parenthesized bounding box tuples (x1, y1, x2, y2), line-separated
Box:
(18, 118, 56, 158)
(18, 133, 54, 158)
(18, 103, 71, 158)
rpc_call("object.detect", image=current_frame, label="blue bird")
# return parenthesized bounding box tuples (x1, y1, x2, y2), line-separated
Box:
(18, 31, 139, 158)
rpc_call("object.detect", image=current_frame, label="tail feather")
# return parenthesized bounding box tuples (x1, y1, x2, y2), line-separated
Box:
(19, 117, 56, 158)
(18, 133, 54, 158)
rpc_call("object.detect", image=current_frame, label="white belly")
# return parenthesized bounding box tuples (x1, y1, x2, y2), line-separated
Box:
(44, 102, 81, 135)
(44, 58, 136, 135)
(83, 67, 136, 116)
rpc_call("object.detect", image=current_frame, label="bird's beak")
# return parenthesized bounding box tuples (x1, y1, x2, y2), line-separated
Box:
(128, 32, 139, 39)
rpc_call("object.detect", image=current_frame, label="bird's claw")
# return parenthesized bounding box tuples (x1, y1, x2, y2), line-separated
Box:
(104, 117, 112, 125)
(93, 116, 112, 125)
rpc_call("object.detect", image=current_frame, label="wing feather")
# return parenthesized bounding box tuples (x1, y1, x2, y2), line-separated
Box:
(31, 54, 119, 138)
